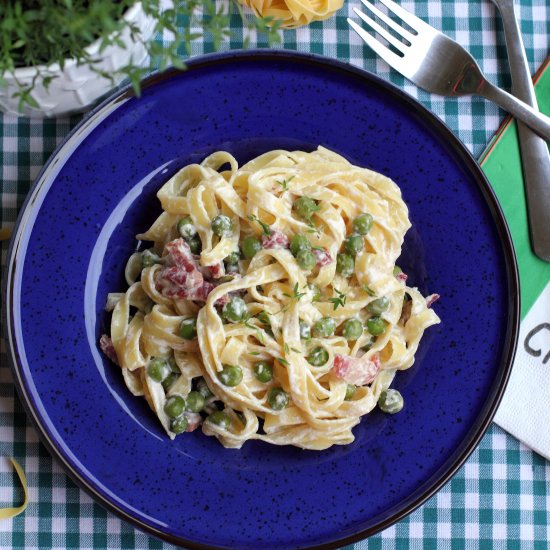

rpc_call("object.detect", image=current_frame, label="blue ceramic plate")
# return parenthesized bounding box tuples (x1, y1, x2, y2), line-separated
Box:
(5, 51, 518, 549)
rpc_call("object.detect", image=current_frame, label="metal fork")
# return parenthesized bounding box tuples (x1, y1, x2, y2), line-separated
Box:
(348, 0, 550, 141)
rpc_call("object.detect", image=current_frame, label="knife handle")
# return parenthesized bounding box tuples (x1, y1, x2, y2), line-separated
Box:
(494, 0, 550, 261)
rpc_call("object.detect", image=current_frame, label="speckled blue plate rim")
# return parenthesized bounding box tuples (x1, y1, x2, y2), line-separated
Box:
(3, 49, 520, 550)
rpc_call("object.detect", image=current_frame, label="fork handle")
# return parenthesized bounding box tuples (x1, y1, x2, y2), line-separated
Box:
(481, 81, 550, 141)
(495, 0, 550, 261)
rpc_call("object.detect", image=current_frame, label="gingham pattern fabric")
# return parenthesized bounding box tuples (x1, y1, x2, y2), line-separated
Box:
(0, 0, 549, 548)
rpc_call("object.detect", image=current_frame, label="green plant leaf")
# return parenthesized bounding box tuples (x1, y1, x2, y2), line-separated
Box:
(1, 0, 283, 112)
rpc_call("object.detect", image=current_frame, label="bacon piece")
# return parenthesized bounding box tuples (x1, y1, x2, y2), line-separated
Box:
(155, 238, 204, 299)
(194, 281, 215, 301)
(208, 262, 225, 280)
(312, 247, 333, 267)
(215, 294, 231, 306)
(186, 412, 203, 432)
(194, 282, 234, 307)
(426, 293, 440, 307)
(396, 272, 408, 283)
(99, 334, 119, 365)
(333, 353, 380, 386)
(262, 230, 289, 249)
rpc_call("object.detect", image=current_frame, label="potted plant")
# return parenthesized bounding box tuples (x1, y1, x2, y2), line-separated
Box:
(0, 0, 284, 117)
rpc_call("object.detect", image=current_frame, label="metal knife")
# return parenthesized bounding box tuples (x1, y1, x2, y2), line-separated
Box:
(491, 0, 550, 262)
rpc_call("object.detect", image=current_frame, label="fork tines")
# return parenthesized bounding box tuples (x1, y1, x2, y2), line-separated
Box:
(348, 0, 436, 72)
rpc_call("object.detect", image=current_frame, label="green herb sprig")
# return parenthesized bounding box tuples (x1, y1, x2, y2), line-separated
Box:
(247, 214, 272, 236)
(275, 176, 294, 191)
(283, 282, 306, 302)
(0, 0, 282, 111)
(329, 288, 347, 310)
(244, 317, 265, 344)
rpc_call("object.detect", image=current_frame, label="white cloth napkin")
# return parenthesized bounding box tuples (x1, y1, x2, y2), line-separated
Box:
(494, 281, 550, 460)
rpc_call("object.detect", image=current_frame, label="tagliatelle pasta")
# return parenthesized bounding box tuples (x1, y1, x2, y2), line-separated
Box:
(236, 0, 344, 28)
(100, 147, 440, 450)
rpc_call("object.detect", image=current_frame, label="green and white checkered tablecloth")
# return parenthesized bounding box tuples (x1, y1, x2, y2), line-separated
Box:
(1, 1, 549, 548)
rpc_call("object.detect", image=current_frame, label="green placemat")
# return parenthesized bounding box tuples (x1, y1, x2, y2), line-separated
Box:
(480, 55, 550, 318)
(481, 56, 550, 462)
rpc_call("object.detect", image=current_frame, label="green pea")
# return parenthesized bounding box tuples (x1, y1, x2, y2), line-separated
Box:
(164, 395, 186, 419)
(342, 318, 363, 340)
(222, 296, 248, 323)
(352, 213, 374, 235)
(367, 316, 387, 335)
(147, 357, 171, 383)
(336, 253, 355, 277)
(378, 389, 404, 414)
(367, 296, 390, 315)
(307, 346, 329, 366)
(168, 355, 179, 372)
(196, 378, 213, 399)
(224, 250, 240, 265)
(296, 249, 316, 270)
(186, 391, 205, 413)
(187, 236, 202, 254)
(170, 415, 189, 434)
(208, 411, 231, 428)
(268, 387, 289, 410)
(345, 234, 364, 256)
(177, 216, 197, 240)
(312, 317, 336, 338)
(179, 317, 197, 340)
(299, 320, 311, 340)
(141, 249, 160, 268)
(211, 214, 233, 237)
(217, 364, 243, 387)
(161, 372, 179, 391)
(308, 283, 321, 302)
(253, 361, 273, 383)
(242, 236, 262, 259)
(290, 234, 311, 256)
(345, 384, 357, 401)
(293, 196, 321, 221)
(393, 265, 402, 276)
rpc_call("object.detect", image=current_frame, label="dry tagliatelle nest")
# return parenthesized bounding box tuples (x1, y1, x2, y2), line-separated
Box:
(237, 0, 344, 27)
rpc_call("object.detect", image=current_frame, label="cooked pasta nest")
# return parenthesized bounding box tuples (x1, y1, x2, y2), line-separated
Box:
(101, 147, 440, 450)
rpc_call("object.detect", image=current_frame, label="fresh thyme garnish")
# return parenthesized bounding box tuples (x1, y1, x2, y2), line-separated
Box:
(257, 310, 271, 326)
(283, 282, 307, 301)
(291, 347, 301, 353)
(284, 343, 290, 353)
(329, 288, 347, 310)
(275, 176, 294, 191)
(244, 318, 265, 344)
(249, 351, 260, 356)
(305, 222, 325, 236)
(362, 284, 376, 296)
(247, 214, 272, 236)
(276, 357, 289, 367)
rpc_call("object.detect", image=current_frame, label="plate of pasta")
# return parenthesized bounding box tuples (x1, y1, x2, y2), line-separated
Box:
(5, 51, 519, 549)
